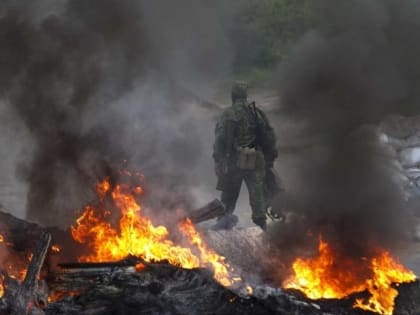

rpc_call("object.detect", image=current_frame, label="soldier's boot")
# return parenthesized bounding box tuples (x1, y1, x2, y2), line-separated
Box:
(252, 217, 267, 231)
(211, 213, 238, 230)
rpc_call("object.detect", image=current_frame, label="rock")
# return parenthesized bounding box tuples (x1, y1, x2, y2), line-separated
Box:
(205, 227, 267, 276)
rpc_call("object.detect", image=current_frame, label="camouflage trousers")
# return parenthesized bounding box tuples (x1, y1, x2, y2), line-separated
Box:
(220, 151, 266, 225)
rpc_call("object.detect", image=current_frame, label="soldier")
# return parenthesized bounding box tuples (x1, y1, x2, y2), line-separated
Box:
(212, 81, 278, 230)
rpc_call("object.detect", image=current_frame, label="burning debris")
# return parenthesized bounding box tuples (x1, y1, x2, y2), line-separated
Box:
(70, 175, 240, 287)
(283, 237, 416, 314)
(0, 171, 418, 315)
(0, 223, 418, 315)
(0, 232, 50, 315)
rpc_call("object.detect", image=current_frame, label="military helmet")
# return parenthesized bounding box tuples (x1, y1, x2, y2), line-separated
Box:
(231, 81, 248, 101)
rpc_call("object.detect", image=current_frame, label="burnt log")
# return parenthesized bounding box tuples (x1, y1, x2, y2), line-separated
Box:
(187, 199, 226, 224)
(0, 210, 45, 252)
(45, 261, 420, 315)
(1, 232, 51, 315)
(57, 255, 142, 270)
(46, 262, 301, 315)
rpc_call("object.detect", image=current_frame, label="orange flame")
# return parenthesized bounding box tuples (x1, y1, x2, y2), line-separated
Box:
(354, 250, 417, 314)
(71, 176, 238, 286)
(51, 245, 61, 253)
(0, 234, 30, 298)
(283, 237, 416, 314)
(0, 265, 28, 298)
(179, 218, 239, 287)
(72, 179, 199, 268)
(135, 262, 146, 272)
(96, 179, 111, 200)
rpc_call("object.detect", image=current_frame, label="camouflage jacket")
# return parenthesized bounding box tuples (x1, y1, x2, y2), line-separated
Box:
(213, 99, 278, 166)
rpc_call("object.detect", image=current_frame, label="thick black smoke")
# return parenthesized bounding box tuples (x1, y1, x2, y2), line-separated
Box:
(0, 0, 231, 227)
(272, 0, 420, 257)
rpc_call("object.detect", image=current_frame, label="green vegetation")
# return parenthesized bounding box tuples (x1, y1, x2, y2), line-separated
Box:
(224, 0, 324, 86)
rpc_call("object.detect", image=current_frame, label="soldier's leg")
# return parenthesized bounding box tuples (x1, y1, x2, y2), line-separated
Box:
(212, 172, 242, 230)
(244, 153, 267, 229)
(220, 171, 243, 214)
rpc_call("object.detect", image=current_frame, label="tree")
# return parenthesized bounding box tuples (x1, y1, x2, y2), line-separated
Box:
(223, 0, 322, 73)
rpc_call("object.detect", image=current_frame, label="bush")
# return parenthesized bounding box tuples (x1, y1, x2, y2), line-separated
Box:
(222, 0, 323, 84)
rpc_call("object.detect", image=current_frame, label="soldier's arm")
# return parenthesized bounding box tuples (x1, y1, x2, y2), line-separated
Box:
(257, 109, 278, 167)
(213, 108, 235, 163)
(213, 119, 225, 163)
(213, 109, 234, 162)
(213, 109, 237, 177)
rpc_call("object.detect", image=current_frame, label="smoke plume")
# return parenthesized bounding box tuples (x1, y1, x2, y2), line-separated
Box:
(0, 0, 231, 227)
(272, 0, 420, 256)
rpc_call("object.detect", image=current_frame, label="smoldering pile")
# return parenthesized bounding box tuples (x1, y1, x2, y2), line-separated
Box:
(0, 208, 419, 315)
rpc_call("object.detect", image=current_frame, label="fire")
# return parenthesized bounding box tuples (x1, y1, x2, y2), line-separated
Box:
(135, 262, 146, 272)
(283, 237, 417, 314)
(245, 285, 253, 295)
(354, 250, 417, 314)
(51, 245, 61, 253)
(179, 218, 237, 287)
(71, 176, 238, 286)
(0, 266, 27, 297)
(0, 234, 30, 298)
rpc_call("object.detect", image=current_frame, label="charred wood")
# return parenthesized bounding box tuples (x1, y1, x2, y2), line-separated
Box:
(0, 232, 51, 315)
(45, 263, 420, 315)
(0, 210, 45, 252)
(0, 210, 418, 314)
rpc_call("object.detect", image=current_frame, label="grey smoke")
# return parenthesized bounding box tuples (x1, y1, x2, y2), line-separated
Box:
(271, 0, 420, 257)
(0, 0, 231, 227)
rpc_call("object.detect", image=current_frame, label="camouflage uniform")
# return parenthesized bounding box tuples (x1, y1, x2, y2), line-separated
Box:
(213, 82, 277, 230)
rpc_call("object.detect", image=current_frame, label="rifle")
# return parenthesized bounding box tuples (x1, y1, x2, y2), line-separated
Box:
(249, 101, 263, 150)
(248, 102, 283, 219)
